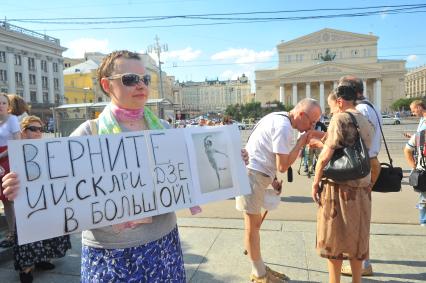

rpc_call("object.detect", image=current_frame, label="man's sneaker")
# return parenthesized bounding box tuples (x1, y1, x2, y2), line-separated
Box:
(341, 264, 373, 276)
(250, 266, 290, 283)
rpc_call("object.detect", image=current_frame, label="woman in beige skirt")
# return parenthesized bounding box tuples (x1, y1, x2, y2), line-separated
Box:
(310, 84, 374, 283)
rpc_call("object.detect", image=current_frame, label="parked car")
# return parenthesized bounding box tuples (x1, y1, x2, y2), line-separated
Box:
(382, 114, 401, 125)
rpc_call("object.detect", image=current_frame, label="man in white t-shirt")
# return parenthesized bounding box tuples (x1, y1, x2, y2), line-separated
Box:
(236, 98, 322, 283)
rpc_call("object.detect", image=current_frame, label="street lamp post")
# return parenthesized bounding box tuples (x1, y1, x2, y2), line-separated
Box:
(147, 35, 168, 99)
(83, 87, 91, 119)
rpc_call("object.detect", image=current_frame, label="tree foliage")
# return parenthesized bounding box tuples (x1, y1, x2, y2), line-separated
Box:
(225, 101, 293, 121)
(390, 97, 424, 111)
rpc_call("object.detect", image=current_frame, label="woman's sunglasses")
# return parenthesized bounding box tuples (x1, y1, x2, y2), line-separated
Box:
(25, 126, 43, 132)
(107, 73, 151, 87)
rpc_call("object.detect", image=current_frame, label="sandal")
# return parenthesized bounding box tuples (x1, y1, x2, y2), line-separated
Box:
(35, 261, 55, 270)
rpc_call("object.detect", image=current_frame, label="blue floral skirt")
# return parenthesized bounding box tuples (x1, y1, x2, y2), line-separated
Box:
(81, 226, 186, 282)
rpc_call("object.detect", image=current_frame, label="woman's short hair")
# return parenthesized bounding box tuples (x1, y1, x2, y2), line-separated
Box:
(21, 115, 43, 130)
(97, 50, 141, 95)
(336, 83, 357, 102)
(410, 99, 426, 110)
(8, 94, 29, 116)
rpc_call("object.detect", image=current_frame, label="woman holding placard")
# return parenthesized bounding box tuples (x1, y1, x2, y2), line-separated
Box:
(3, 51, 185, 282)
(13, 115, 71, 283)
(0, 93, 20, 249)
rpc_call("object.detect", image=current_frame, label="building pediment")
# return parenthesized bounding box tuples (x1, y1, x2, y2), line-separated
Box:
(281, 62, 380, 79)
(278, 28, 378, 48)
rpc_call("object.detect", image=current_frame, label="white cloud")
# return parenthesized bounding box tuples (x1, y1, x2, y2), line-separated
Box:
(407, 54, 418, 62)
(149, 47, 201, 62)
(211, 48, 275, 64)
(63, 38, 110, 58)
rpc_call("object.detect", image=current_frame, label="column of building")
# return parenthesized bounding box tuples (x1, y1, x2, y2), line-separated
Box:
(281, 78, 384, 112)
(22, 54, 30, 101)
(6, 51, 15, 94)
(35, 56, 43, 103)
(47, 59, 54, 103)
(58, 60, 64, 104)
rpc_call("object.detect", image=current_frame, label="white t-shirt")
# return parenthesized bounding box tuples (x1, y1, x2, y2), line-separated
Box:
(246, 112, 294, 177)
(0, 115, 20, 146)
(356, 100, 381, 157)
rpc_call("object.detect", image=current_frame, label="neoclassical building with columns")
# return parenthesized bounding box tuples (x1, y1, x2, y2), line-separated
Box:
(255, 28, 406, 112)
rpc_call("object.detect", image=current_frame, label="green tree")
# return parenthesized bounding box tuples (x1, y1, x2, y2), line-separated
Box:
(225, 101, 294, 121)
(390, 97, 424, 111)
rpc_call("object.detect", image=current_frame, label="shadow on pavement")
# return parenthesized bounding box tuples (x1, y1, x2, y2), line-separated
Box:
(183, 253, 205, 264)
(371, 259, 426, 268)
(362, 273, 426, 282)
(281, 196, 314, 203)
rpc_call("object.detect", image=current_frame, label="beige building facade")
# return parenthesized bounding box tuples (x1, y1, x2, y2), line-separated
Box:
(405, 65, 426, 98)
(177, 74, 251, 115)
(255, 28, 406, 112)
(0, 21, 66, 118)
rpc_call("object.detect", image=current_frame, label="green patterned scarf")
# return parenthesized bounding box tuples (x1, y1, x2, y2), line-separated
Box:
(98, 103, 164, 134)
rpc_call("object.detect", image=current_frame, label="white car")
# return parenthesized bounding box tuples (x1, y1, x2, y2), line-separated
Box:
(381, 115, 401, 125)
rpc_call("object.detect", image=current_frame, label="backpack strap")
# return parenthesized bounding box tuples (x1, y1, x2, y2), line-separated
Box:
(419, 130, 426, 169)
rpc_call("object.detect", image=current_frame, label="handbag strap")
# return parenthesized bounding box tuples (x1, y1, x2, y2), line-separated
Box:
(418, 130, 426, 169)
(357, 100, 393, 166)
(345, 111, 362, 136)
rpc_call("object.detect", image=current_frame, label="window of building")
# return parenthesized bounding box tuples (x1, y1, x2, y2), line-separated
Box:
(0, 70, 6, 81)
(53, 62, 58, 72)
(363, 48, 371, 58)
(0, 52, 5, 63)
(15, 54, 22, 66)
(41, 60, 47, 72)
(28, 57, 35, 71)
(29, 74, 36, 85)
(42, 76, 48, 89)
(17, 90, 24, 97)
(30, 91, 37, 102)
(43, 92, 48, 102)
(1, 87, 8, 93)
(55, 94, 60, 104)
(15, 72, 23, 86)
(54, 78, 59, 90)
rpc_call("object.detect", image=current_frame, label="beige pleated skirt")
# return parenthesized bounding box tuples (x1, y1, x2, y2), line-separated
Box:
(316, 180, 372, 260)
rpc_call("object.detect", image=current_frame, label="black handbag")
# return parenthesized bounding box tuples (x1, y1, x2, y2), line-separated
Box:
(409, 169, 426, 192)
(358, 101, 403, 192)
(374, 163, 403, 192)
(323, 112, 371, 182)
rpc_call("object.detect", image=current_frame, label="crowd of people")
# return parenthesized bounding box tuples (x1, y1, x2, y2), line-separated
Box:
(0, 49, 423, 283)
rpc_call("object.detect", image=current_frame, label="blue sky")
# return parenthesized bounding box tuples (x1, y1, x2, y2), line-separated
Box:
(1, 0, 425, 87)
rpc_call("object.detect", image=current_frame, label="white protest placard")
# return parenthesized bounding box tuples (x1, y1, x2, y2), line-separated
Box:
(9, 125, 250, 244)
